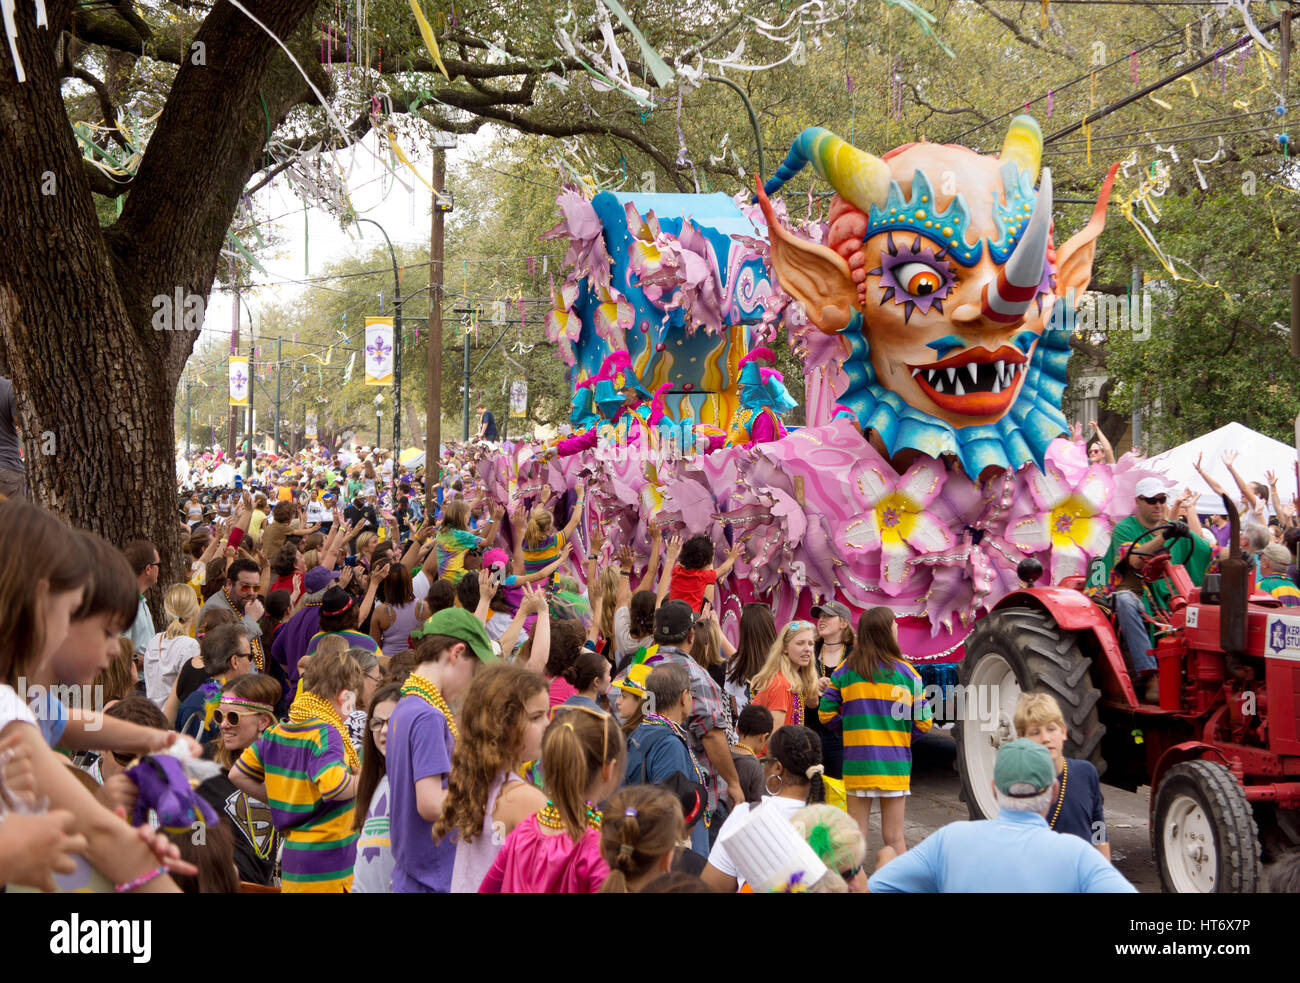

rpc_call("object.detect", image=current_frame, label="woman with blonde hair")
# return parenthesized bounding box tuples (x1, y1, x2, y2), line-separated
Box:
(749, 620, 819, 730)
(515, 485, 586, 579)
(143, 584, 201, 709)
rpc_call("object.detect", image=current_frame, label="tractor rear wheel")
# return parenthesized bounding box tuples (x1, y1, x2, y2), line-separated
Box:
(955, 606, 1106, 821)
(1153, 760, 1260, 893)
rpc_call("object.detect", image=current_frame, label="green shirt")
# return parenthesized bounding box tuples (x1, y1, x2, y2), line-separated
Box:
(1101, 515, 1212, 614)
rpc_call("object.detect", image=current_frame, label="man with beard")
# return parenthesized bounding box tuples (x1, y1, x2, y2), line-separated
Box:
(201, 558, 267, 674)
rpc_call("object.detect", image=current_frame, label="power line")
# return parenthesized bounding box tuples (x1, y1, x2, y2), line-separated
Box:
(953, 12, 1214, 145)
(1042, 17, 1283, 144)
(1047, 108, 1276, 145)
(1043, 123, 1282, 155)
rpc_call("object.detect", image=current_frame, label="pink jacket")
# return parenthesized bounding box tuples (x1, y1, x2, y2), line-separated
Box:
(478, 816, 609, 893)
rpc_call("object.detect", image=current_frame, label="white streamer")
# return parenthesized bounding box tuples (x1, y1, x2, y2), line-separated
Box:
(1192, 136, 1225, 190)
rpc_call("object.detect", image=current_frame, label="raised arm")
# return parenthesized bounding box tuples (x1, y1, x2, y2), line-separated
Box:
(715, 540, 742, 580)
(657, 536, 682, 607)
(1194, 452, 1230, 499)
(356, 560, 390, 626)
(634, 517, 662, 594)
(509, 506, 527, 576)
(1173, 488, 1202, 541)
(561, 482, 587, 539)
(473, 568, 494, 624)
(1221, 450, 1258, 509)
(525, 592, 551, 675)
(1089, 420, 1115, 464)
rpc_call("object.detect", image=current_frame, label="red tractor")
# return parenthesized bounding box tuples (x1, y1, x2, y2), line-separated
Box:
(954, 499, 1300, 892)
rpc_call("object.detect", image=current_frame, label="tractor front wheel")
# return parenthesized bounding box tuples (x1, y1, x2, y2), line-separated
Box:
(955, 606, 1106, 821)
(1153, 760, 1260, 893)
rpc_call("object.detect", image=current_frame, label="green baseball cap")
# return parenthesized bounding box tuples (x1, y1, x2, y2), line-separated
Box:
(411, 608, 498, 664)
(993, 738, 1055, 797)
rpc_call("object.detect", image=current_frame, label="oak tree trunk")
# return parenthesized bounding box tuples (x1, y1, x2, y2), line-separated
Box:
(0, 0, 323, 602)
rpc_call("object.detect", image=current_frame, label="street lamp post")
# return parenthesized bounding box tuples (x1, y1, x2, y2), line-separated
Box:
(354, 217, 401, 499)
(374, 392, 384, 461)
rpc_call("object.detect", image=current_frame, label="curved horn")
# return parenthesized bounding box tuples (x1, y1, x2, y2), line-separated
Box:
(761, 127, 891, 215)
(1000, 115, 1043, 182)
(981, 168, 1053, 324)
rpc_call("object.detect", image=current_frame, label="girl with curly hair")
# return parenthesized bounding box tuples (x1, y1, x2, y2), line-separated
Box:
(437, 664, 550, 892)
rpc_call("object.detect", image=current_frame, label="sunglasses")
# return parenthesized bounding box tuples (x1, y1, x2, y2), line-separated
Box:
(552, 704, 613, 764)
(213, 708, 265, 726)
(110, 751, 135, 767)
(1138, 495, 1167, 505)
(842, 863, 864, 880)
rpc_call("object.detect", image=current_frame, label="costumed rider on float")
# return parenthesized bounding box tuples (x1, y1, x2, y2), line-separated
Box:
(550, 351, 652, 458)
(1087, 477, 1210, 703)
(721, 346, 798, 448)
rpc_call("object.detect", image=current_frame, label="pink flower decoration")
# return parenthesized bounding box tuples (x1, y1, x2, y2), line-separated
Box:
(833, 456, 954, 596)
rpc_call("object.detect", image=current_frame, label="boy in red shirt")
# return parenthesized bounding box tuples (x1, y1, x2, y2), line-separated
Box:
(668, 535, 741, 612)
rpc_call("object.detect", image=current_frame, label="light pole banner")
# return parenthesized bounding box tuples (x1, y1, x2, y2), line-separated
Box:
(229, 357, 250, 406)
(365, 316, 394, 386)
(305, 412, 318, 440)
(510, 379, 528, 418)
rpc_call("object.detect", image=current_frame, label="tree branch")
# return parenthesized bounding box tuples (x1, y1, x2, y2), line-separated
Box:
(66, 67, 133, 151)
(971, 0, 1059, 55)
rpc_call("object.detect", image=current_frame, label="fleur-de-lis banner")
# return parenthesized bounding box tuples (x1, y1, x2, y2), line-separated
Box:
(305, 412, 318, 439)
(364, 316, 394, 386)
(229, 357, 250, 406)
(510, 379, 528, 418)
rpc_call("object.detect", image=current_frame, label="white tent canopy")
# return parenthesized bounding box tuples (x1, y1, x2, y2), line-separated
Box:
(1147, 421, 1296, 516)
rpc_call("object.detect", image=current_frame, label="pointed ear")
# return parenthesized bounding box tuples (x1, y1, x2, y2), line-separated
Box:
(755, 182, 859, 335)
(1055, 161, 1121, 301)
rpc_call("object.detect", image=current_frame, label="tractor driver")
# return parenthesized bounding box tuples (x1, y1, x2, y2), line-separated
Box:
(1097, 478, 1211, 703)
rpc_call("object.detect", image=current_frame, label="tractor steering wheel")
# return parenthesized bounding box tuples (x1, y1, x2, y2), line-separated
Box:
(1125, 520, 1189, 584)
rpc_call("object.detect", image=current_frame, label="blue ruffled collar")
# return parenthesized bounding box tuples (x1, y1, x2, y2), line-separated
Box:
(832, 305, 1071, 476)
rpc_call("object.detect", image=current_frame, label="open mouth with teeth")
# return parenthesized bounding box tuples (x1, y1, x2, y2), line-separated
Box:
(907, 345, 1028, 418)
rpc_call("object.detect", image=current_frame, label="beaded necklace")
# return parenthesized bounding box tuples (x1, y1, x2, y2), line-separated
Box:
(222, 586, 266, 672)
(642, 713, 707, 788)
(288, 691, 361, 773)
(400, 671, 460, 739)
(537, 800, 602, 833)
(1049, 759, 1068, 829)
(733, 742, 759, 758)
(790, 689, 804, 728)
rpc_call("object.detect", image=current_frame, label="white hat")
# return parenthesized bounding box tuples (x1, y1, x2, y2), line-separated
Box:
(717, 802, 828, 893)
(1134, 477, 1169, 500)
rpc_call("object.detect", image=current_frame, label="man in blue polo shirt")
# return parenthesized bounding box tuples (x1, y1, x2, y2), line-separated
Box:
(867, 739, 1136, 893)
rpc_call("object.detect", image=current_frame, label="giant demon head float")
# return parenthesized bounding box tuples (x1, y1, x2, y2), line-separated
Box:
(757, 116, 1118, 478)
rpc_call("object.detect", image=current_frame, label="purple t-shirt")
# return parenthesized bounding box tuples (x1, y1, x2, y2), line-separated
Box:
(386, 695, 456, 892)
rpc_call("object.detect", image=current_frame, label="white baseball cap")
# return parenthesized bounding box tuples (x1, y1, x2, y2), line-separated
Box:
(1134, 477, 1169, 500)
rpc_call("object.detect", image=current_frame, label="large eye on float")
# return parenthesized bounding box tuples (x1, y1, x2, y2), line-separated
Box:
(873, 240, 956, 317)
(892, 262, 945, 297)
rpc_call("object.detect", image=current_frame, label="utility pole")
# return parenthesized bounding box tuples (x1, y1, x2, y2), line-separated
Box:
(462, 318, 471, 441)
(184, 380, 191, 457)
(246, 332, 254, 478)
(274, 336, 282, 455)
(427, 147, 445, 516)
(228, 279, 239, 459)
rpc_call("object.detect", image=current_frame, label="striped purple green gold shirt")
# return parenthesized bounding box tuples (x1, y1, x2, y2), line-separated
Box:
(818, 660, 932, 793)
(235, 719, 358, 892)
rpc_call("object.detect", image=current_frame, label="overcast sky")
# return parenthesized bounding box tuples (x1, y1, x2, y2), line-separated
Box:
(198, 127, 490, 358)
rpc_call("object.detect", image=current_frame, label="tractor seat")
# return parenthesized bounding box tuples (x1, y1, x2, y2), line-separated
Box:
(1059, 576, 1087, 591)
